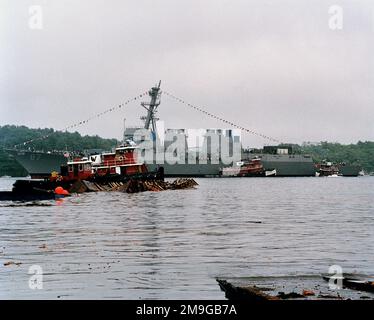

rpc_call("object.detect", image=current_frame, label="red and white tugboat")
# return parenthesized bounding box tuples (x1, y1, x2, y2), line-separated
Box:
(51, 141, 149, 182)
(220, 158, 276, 177)
(315, 161, 340, 177)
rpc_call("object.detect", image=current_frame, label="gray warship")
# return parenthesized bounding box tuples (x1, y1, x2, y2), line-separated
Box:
(122, 83, 317, 177)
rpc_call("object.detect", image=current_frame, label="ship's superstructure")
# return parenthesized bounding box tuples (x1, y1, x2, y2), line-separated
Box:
(244, 146, 316, 177)
(122, 83, 242, 176)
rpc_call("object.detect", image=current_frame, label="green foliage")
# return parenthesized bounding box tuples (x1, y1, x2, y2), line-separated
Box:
(0, 125, 119, 177)
(285, 141, 374, 173)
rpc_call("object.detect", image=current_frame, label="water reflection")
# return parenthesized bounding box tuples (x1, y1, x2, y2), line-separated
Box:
(0, 177, 373, 299)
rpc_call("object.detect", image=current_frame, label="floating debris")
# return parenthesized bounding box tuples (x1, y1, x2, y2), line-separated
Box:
(217, 274, 374, 300)
(70, 178, 198, 194)
(4, 261, 22, 267)
(322, 275, 374, 293)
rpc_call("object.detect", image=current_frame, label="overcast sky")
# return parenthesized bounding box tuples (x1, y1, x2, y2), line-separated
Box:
(1, 0, 373, 147)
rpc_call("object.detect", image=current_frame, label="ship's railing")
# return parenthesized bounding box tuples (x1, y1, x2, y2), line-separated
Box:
(99, 159, 139, 167)
(11, 148, 109, 157)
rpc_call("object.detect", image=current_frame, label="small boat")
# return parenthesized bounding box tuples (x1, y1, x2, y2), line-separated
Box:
(0, 179, 71, 202)
(265, 169, 277, 177)
(220, 158, 267, 177)
(316, 160, 362, 177)
(315, 160, 339, 177)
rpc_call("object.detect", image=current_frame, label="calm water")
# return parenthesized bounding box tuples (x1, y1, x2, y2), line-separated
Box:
(0, 176, 373, 299)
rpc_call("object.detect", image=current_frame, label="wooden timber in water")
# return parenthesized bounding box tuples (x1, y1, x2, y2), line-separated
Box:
(69, 178, 198, 194)
(217, 274, 374, 301)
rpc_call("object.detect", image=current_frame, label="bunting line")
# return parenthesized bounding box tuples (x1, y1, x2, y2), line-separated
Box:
(14, 88, 281, 148)
(163, 91, 281, 143)
(14, 91, 148, 148)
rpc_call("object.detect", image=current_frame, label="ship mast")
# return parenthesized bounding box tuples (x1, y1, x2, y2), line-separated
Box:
(141, 81, 162, 134)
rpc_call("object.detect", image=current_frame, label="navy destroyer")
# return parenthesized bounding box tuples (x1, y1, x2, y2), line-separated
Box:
(122, 82, 241, 176)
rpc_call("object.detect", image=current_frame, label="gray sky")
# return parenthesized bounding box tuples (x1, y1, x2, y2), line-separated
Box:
(1, 0, 373, 147)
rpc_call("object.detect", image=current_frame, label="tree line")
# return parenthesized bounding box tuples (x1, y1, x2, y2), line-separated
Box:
(1, 125, 374, 176)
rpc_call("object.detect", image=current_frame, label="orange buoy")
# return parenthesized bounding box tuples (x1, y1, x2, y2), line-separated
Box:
(62, 189, 69, 195)
(55, 186, 64, 194)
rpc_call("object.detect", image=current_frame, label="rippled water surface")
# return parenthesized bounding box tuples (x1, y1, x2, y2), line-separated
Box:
(0, 177, 373, 299)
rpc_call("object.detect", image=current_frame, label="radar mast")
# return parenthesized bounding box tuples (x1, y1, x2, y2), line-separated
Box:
(141, 81, 162, 135)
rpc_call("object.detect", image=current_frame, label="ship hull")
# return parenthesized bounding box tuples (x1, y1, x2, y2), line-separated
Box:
(247, 154, 316, 177)
(338, 164, 361, 177)
(146, 163, 222, 177)
(7, 150, 318, 178)
(6, 149, 224, 177)
(6, 149, 67, 178)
